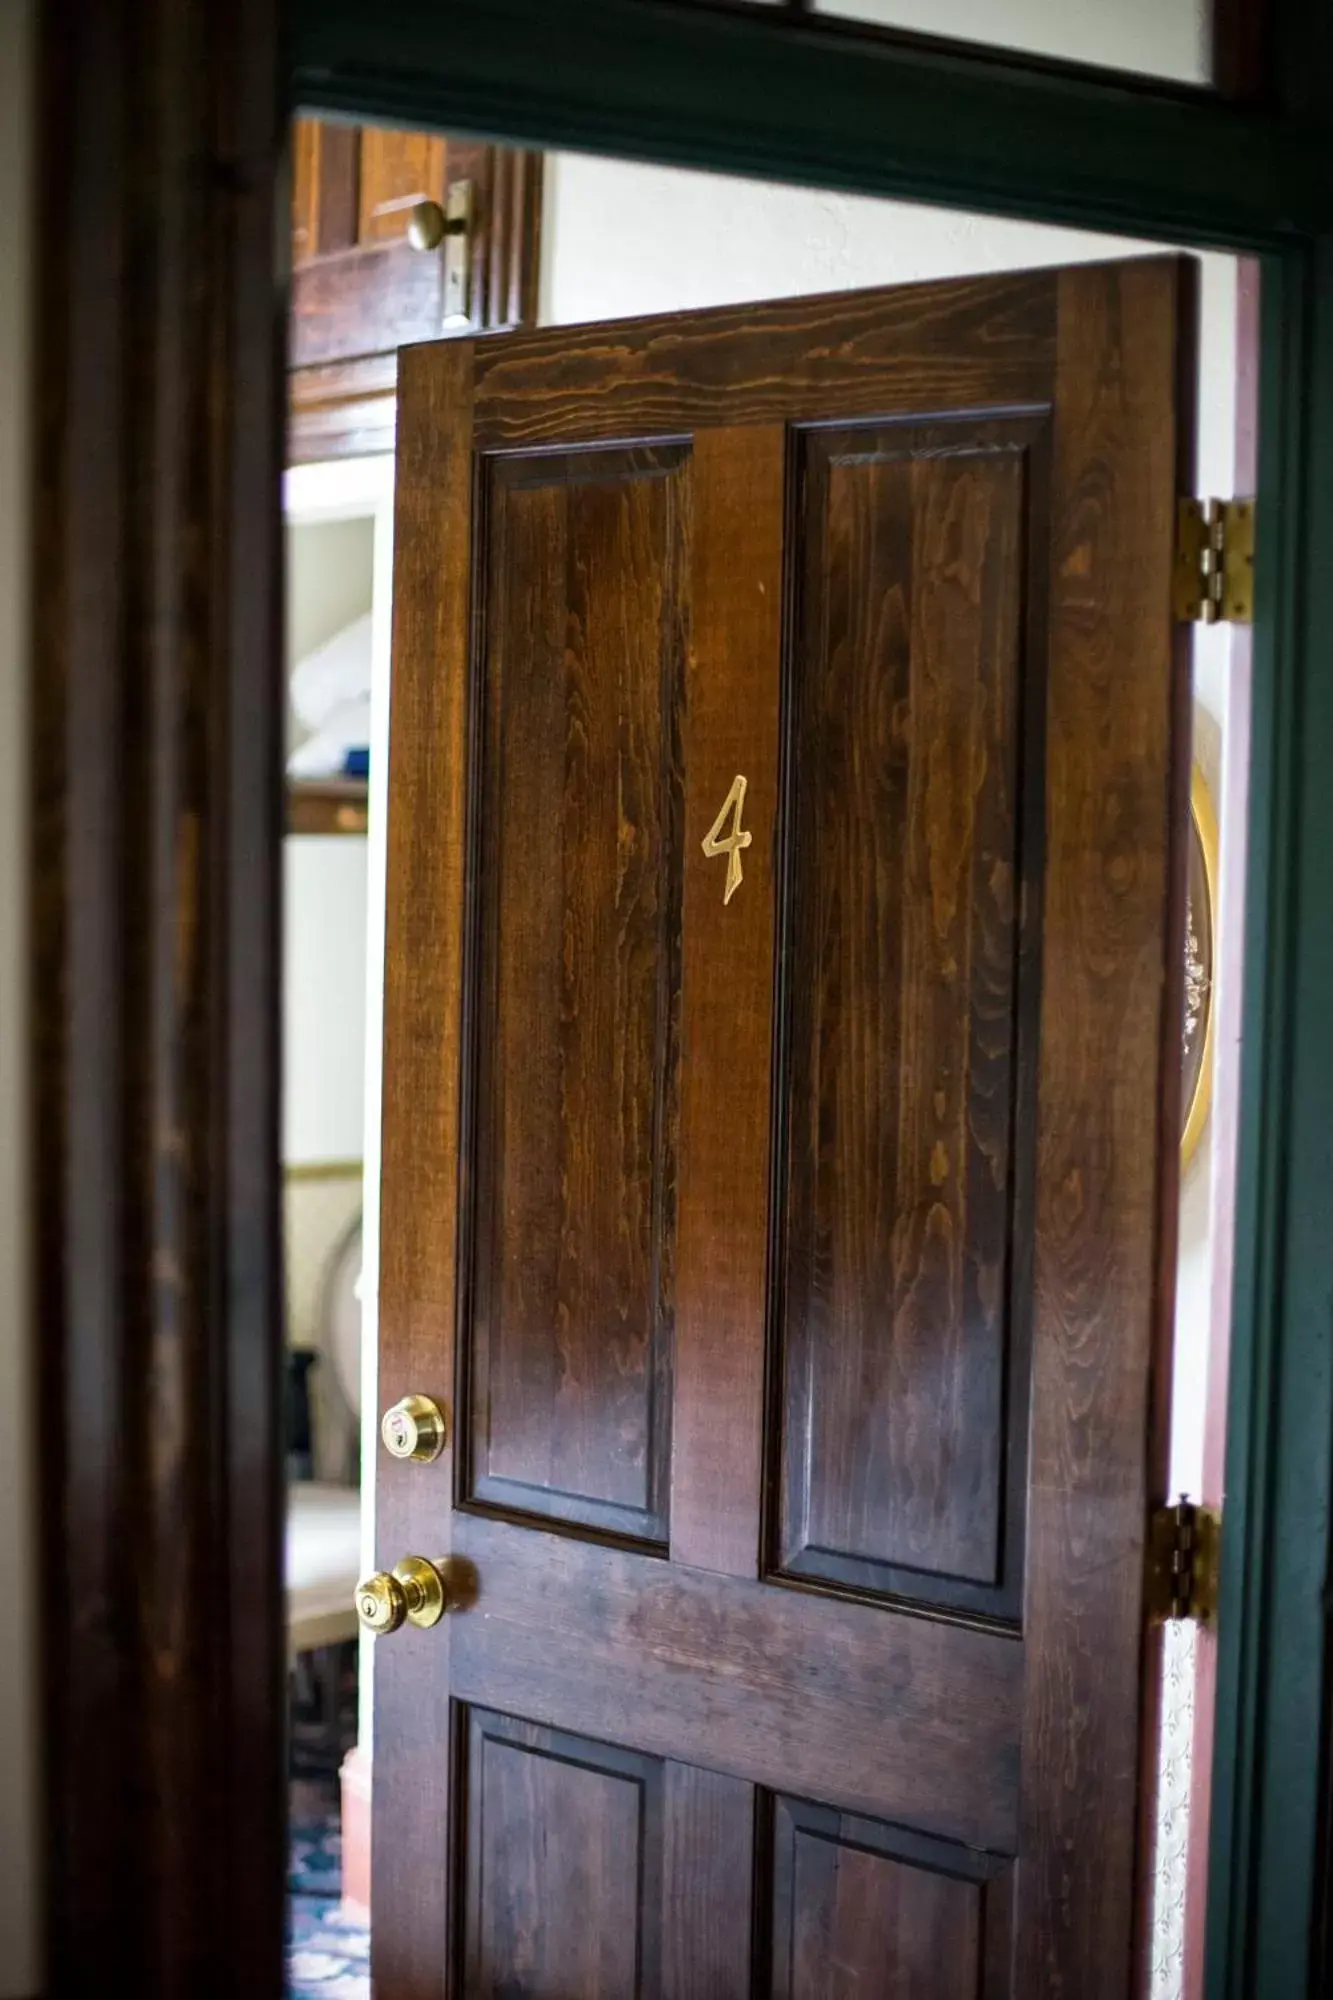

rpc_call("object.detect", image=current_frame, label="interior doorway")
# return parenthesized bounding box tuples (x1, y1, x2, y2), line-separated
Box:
(278, 125, 1250, 2000)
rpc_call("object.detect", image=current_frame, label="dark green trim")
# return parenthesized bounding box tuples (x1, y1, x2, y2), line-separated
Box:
(292, 0, 1332, 246)
(287, 4, 1333, 1988)
(1204, 242, 1328, 1999)
(1207, 236, 1333, 1998)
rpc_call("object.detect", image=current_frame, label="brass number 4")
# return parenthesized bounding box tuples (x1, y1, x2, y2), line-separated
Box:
(702, 774, 753, 906)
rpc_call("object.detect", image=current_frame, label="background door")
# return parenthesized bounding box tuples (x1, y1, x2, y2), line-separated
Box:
(373, 258, 1193, 1997)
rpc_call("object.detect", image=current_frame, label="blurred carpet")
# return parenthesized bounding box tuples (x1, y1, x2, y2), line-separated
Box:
(288, 1778, 369, 1999)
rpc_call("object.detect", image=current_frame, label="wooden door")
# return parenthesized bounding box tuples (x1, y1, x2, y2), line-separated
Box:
(375, 258, 1193, 1998)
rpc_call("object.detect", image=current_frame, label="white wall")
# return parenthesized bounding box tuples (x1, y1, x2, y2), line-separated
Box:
(281, 457, 395, 1749)
(0, 0, 39, 1987)
(541, 158, 1155, 328)
(287, 517, 376, 667)
(283, 837, 370, 1166)
(813, 0, 1209, 84)
(282, 510, 378, 1170)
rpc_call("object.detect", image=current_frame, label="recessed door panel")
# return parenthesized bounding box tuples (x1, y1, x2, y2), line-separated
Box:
(460, 1710, 755, 1999)
(463, 445, 688, 1542)
(462, 1709, 663, 1998)
(769, 1794, 1014, 1999)
(776, 417, 1044, 1622)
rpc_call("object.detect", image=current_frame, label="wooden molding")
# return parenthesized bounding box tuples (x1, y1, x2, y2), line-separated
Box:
(33, 0, 286, 1986)
(1212, 0, 1273, 101)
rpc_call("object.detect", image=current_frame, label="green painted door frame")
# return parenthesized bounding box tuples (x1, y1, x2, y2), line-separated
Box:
(291, 5, 1333, 1989)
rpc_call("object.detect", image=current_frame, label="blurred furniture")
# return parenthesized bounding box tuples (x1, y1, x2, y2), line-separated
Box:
(287, 1481, 363, 1658)
(284, 1169, 363, 1483)
(284, 1202, 366, 1775)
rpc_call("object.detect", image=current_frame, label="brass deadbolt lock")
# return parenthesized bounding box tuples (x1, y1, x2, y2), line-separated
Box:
(355, 1555, 449, 1635)
(381, 1393, 447, 1463)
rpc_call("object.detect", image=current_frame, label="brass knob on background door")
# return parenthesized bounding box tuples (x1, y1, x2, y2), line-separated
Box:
(381, 1393, 447, 1462)
(406, 199, 448, 251)
(355, 1555, 450, 1635)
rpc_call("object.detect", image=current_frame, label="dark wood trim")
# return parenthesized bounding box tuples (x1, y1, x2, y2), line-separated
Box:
(1212, 0, 1273, 102)
(26, 0, 1333, 1988)
(292, 0, 1328, 247)
(33, 0, 286, 1989)
(472, 0, 1268, 104)
(289, 352, 399, 463)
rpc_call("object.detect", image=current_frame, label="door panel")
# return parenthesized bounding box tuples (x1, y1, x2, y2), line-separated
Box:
(778, 416, 1041, 1622)
(446, 1513, 1021, 1853)
(461, 1713, 756, 2000)
(465, 445, 688, 1541)
(769, 1796, 1014, 2000)
(377, 259, 1192, 1998)
(357, 127, 447, 245)
(462, 1709, 663, 1998)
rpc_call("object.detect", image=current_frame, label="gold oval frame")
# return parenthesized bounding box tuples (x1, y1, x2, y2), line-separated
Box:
(1181, 762, 1220, 1168)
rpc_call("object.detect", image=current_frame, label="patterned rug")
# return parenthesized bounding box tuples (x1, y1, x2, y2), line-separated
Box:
(288, 1780, 370, 1999)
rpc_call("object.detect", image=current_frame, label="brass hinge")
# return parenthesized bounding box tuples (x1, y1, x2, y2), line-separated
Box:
(1146, 1496, 1222, 1625)
(1174, 498, 1255, 624)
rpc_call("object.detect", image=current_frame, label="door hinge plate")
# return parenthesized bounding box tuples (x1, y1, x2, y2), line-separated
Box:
(1146, 1497, 1221, 1625)
(1174, 498, 1254, 624)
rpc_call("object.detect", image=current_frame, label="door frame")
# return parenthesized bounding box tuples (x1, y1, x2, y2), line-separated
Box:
(32, 0, 1333, 1994)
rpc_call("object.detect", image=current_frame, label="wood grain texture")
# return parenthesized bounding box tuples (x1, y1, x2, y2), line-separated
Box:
(769, 1796, 1013, 2000)
(290, 117, 357, 263)
(290, 236, 447, 370)
(460, 1714, 753, 1998)
(33, 0, 286, 1985)
(671, 425, 785, 1577)
(1012, 257, 1189, 1999)
(291, 116, 319, 262)
(467, 269, 1057, 446)
(465, 444, 688, 1541)
(376, 258, 1190, 1994)
(777, 415, 1043, 1622)
(448, 1513, 1022, 1854)
(662, 1763, 755, 1999)
(357, 124, 446, 243)
(287, 350, 398, 462)
(462, 1709, 663, 1998)
(373, 338, 476, 2000)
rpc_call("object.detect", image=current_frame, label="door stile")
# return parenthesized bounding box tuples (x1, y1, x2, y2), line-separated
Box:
(374, 337, 477, 1999)
(672, 422, 787, 1581)
(1013, 258, 1195, 1997)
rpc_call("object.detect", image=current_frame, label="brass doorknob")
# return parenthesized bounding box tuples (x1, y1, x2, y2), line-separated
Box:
(355, 1555, 449, 1634)
(406, 198, 470, 252)
(406, 199, 447, 250)
(381, 1392, 447, 1463)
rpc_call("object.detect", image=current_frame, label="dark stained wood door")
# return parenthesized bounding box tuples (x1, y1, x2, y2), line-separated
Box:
(375, 258, 1193, 1998)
